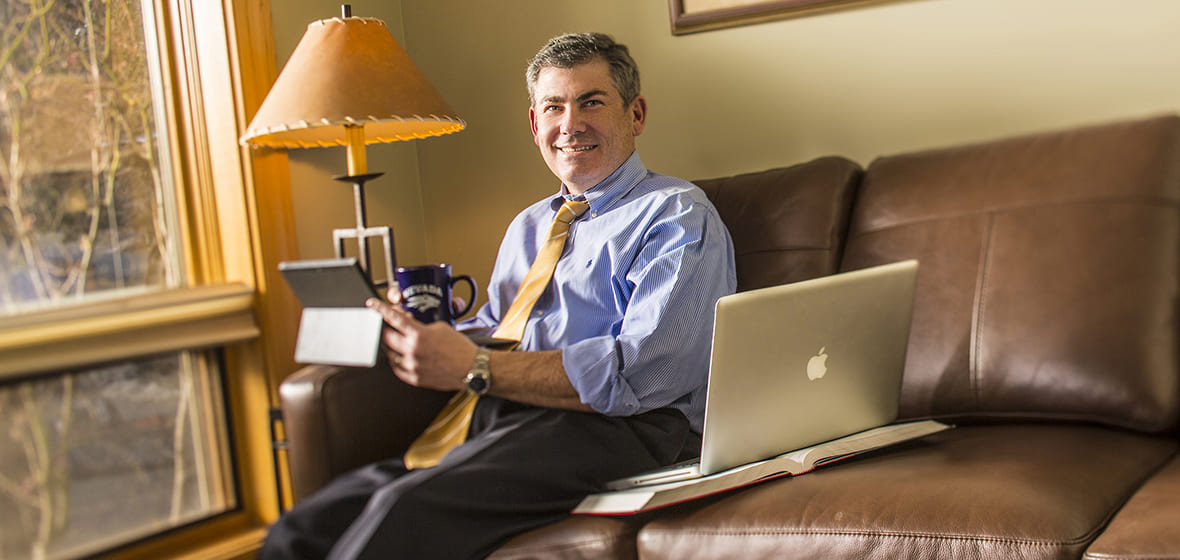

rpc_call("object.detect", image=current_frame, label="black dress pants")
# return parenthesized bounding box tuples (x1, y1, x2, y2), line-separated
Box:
(259, 396, 697, 560)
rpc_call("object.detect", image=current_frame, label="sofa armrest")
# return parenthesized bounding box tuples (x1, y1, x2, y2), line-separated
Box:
(278, 354, 453, 501)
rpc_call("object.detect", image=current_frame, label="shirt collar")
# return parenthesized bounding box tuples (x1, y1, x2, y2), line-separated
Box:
(551, 151, 647, 214)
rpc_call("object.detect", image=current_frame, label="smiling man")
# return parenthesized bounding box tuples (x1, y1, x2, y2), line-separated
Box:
(259, 33, 735, 560)
(529, 58, 646, 195)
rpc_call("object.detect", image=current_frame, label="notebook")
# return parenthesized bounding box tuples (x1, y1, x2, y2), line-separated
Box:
(606, 259, 919, 490)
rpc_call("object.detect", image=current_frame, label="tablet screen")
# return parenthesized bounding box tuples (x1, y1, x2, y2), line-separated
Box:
(279, 258, 381, 308)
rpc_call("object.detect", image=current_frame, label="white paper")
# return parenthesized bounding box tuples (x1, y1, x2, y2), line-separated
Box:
(294, 307, 384, 367)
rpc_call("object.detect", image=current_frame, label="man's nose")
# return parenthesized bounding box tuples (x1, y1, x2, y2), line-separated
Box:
(560, 108, 586, 136)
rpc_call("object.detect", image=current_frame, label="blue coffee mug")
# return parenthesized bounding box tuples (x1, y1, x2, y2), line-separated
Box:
(394, 264, 477, 324)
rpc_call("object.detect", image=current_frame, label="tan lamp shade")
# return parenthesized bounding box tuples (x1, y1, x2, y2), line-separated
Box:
(240, 16, 465, 149)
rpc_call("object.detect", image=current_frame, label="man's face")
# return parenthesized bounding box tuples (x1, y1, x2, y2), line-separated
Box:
(529, 59, 646, 195)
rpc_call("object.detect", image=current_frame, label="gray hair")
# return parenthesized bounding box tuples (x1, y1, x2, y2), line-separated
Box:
(526, 33, 640, 106)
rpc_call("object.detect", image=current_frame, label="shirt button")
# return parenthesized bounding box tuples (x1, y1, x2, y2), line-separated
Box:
(591, 212, 598, 218)
(534, 310, 543, 317)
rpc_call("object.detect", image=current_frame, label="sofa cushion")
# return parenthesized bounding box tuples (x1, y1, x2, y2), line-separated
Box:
(637, 424, 1178, 560)
(840, 115, 1180, 432)
(1083, 453, 1180, 560)
(489, 516, 643, 560)
(696, 156, 861, 292)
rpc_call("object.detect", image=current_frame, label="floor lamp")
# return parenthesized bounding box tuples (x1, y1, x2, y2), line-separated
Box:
(240, 4, 465, 286)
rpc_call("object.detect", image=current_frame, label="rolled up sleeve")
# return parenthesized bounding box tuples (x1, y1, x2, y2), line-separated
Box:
(563, 197, 735, 427)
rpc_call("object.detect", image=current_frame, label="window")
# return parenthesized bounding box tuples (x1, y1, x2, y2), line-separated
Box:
(1, 0, 293, 558)
(0, 353, 232, 559)
(1, 0, 180, 311)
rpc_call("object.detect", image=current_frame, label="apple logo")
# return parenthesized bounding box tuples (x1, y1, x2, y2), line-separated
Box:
(807, 347, 829, 380)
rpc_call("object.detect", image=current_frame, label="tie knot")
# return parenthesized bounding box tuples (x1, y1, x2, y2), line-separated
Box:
(556, 200, 590, 224)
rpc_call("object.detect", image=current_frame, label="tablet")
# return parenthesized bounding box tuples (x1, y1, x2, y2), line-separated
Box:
(281, 258, 517, 352)
(279, 258, 381, 308)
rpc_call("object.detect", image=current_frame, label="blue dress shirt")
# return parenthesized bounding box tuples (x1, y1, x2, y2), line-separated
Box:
(460, 152, 736, 432)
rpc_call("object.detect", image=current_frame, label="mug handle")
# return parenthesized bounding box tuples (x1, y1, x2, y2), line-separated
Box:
(451, 275, 477, 318)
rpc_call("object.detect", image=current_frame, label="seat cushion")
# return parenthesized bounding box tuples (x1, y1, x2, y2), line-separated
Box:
(1083, 453, 1180, 560)
(489, 516, 645, 560)
(637, 424, 1178, 560)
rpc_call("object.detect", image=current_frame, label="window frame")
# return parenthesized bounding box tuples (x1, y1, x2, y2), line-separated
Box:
(0, 0, 299, 557)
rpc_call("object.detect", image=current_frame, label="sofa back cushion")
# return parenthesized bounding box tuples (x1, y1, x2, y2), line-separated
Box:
(841, 115, 1180, 432)
(697, 156, 862, 292)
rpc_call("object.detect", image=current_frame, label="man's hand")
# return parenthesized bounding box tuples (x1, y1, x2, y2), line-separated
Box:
(376, 287, 592, 412)
(366, 296, 478, 392)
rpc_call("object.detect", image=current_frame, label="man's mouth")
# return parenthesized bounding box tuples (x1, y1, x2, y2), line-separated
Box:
(558, 144, 597, 153)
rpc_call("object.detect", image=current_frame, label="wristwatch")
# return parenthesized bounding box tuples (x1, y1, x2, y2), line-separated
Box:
(464, 347, 492, 396)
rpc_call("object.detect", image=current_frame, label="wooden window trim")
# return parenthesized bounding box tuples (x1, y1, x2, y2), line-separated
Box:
(0, 284, 259, 379)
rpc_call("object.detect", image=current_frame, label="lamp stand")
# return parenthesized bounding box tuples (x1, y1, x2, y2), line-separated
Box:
(332, 173, 396, 289)
(333, 124, 396, 288)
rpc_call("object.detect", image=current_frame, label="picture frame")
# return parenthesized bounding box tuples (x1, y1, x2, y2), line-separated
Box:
(668, 0, 884, 35)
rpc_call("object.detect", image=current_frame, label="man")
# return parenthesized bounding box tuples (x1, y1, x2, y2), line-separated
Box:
(260, 33, 735, 559)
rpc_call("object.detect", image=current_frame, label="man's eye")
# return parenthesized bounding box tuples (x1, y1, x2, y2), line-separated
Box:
(544, 105, 562, 113)
(584, 99, 603, 107)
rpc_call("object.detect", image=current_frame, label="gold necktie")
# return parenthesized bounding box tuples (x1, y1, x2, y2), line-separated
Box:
(403, 199, 590, 469)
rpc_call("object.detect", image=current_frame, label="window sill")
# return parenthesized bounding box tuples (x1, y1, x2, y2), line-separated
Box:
(0, 284, 260, 379)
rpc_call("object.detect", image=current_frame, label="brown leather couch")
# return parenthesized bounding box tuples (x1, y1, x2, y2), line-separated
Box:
(279, 114, 1180, 559)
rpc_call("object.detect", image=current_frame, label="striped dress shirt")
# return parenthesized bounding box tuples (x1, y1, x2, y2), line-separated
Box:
(460, 152, 736, 432)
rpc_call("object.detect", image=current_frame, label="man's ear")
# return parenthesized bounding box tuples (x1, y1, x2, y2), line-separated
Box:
(528, 106, 540, 145)
(630, 95, 647, 137)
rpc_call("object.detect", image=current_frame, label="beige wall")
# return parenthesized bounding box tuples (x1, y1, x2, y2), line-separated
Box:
(276, 0, 1180, 309)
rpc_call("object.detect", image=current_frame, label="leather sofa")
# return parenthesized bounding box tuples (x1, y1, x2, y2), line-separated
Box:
(278, 114, 1180, 559)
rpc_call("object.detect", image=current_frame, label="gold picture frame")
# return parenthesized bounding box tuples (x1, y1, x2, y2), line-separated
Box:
(669, 0, 886, 35)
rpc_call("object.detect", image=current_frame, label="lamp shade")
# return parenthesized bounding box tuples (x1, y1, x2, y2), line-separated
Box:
(240, 16, 465, 149)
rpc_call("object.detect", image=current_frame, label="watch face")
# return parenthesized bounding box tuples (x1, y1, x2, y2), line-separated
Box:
(467, 374, 489, 395)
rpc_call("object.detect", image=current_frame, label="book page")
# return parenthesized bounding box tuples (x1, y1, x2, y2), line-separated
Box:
(800, 420, 949, 468)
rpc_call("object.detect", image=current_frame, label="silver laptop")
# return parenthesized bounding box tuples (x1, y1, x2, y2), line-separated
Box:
(607, 259, 919, 489)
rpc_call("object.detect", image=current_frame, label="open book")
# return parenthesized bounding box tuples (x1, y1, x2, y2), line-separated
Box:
(573, 419, 951, 515)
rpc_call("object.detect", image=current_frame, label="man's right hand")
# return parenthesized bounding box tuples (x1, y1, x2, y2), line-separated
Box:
(367, 296, 478, 393)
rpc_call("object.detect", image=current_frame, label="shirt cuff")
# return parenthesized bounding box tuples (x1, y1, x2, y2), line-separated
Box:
(561, 335, 642, 415)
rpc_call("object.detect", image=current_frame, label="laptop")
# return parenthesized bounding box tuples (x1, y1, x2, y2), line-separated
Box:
(607, 259, 919, 490)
